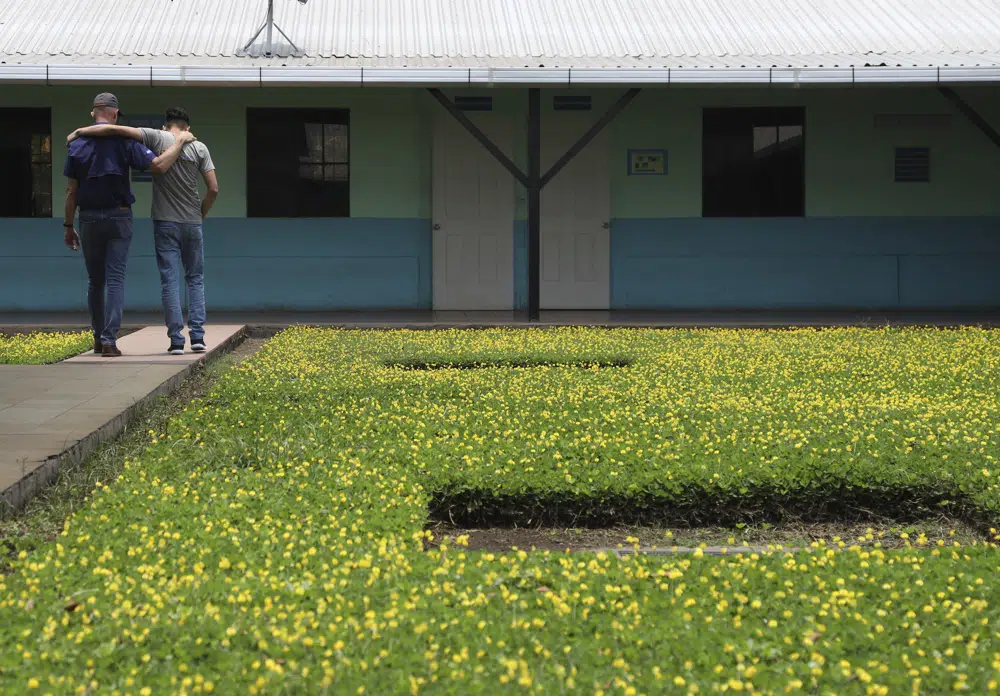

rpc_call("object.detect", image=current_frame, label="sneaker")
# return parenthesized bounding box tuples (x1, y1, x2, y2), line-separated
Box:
(168, 344, 185, 355)
(101, 344, 122, 358)
(190, 339, 206, 353)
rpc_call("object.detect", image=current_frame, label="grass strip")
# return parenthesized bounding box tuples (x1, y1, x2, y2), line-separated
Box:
(0, 331, 92, 364)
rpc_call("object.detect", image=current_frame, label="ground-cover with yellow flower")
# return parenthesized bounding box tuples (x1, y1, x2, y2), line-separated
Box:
(0, 331, 92, 364)
(2, 326, 1000, 694)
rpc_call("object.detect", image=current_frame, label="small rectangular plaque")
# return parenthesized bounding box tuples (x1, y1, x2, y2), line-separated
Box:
(628, 149, 667, 175)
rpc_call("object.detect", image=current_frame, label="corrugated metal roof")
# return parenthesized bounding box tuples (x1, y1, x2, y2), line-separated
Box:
(1, 0, 999, 69)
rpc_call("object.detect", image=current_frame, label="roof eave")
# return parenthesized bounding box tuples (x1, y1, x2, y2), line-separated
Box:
(1, 64, 999, 86)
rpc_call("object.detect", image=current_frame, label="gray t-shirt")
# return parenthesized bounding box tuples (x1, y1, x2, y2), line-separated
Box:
(139, 128, 215, 224)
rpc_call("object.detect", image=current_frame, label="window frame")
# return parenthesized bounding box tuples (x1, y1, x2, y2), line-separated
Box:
(0, 107, 53, 219)
(245, 107, 350, 218)
(701, 106, 806, 218)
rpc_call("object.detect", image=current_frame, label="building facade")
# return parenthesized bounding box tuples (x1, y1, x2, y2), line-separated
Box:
(1, 1, 999, 312)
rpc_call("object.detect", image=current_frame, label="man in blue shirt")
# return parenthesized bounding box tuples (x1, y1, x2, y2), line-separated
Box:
(63, 93, 194, 356)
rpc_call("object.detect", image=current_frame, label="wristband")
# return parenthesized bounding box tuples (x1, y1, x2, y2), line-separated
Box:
(63, 223, 74, 228)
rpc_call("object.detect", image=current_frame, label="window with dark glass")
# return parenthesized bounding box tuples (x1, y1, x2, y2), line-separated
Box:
(246, 108, 349, 217)
(0, 108, 52, 218)
(702, 107, 804, 217)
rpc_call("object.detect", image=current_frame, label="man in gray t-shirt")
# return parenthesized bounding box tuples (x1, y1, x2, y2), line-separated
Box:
(139, 126, 215, 225)
(69, 107, 219, 355)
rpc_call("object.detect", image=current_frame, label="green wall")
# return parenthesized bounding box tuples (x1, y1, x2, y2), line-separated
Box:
(440, 85, 1000, 218)
(2, 84, 998, 220)
(609, 86, 1000, 218)
(1, 86, 432, 219)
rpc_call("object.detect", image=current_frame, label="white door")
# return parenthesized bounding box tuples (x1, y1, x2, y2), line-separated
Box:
(540, 115, 611, 309)
(432, 115, 514, 310)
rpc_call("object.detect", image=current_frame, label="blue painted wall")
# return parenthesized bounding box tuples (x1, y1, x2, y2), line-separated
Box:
(0, 218, 431, 311)
(612, 217, 1000, 309)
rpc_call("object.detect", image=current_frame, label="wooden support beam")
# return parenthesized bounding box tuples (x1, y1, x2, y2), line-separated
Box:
(540, 88, 642, 188)
(938, 87, 1000, 150)
(527, 88, 541, 321)
(426, 88, 531, 189)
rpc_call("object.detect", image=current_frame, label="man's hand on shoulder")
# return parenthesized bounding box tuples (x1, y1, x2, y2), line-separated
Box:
(177, 131, 197, 145)
(66, 129, 81, 145)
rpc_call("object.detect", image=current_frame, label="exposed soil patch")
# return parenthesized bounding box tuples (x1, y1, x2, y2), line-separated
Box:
(427, 517, 989, 553)
(428, 487, 990, 531)
(386, 358, 633, 370)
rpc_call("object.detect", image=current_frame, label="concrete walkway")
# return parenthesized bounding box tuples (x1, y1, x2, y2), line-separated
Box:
(0, 325, 245, 514)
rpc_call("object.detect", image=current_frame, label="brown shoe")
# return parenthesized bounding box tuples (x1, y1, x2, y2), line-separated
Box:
(101, 344, 122, 358)
(94, 338, 102, 354)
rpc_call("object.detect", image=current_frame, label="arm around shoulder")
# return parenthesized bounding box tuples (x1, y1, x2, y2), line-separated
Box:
(67, 124, 143, 144)
(149, 130, 196, 174)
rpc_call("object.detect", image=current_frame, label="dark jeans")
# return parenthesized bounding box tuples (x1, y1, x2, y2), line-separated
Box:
(153, 221, 206, 344)
(79, 207, 133, 346)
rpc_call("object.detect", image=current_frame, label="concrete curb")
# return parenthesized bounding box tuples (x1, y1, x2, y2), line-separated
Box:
(1, 326, 248, 516)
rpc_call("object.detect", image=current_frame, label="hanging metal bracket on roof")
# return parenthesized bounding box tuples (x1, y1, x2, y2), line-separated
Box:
(241, 0, 304, 58)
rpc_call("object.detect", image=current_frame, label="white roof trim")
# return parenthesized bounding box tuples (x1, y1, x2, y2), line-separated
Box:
(1, 64, 999, 86)
(4, 0, 1000, 71)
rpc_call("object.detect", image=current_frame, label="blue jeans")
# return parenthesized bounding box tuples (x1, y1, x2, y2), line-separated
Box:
(79, 208, 133, 346)
(154, 221, 205, 345)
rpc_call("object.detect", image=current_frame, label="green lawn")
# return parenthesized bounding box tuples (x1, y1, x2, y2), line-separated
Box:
(0, 331, 92, 364)
(2, 327, 999, 694)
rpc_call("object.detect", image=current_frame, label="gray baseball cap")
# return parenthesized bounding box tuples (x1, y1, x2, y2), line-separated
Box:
(92, 92, 122, 114)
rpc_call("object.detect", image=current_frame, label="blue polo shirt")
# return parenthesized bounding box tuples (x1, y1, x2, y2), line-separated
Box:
(63, 131, 156, 211)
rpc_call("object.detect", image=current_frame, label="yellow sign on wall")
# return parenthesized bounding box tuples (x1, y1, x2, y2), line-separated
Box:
(628, 149, 667, 176)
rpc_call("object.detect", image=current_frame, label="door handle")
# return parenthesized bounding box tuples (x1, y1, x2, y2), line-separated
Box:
(602, 222, 610, 229)
(433, 223, 442, 230)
